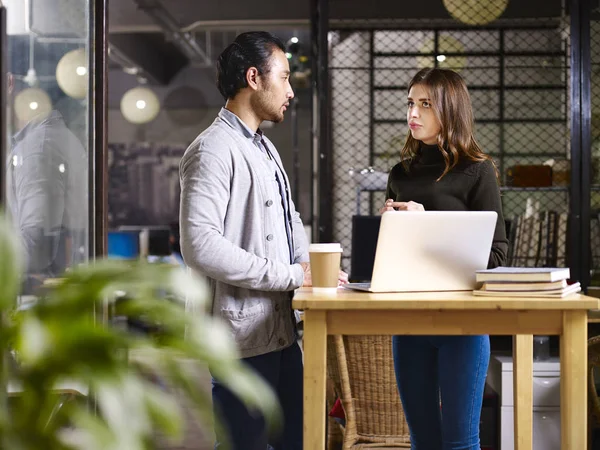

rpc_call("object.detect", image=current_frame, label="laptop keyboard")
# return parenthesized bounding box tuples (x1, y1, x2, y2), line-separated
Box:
(342, 282, 376, 292)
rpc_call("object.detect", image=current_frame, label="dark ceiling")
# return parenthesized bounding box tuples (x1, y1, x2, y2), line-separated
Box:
(104, 0, 567, 85)
(109, 0, 563, 32)
(21, 0, 570, 88)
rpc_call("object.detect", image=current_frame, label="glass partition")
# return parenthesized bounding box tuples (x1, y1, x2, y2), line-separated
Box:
(1, 0, 104, 296)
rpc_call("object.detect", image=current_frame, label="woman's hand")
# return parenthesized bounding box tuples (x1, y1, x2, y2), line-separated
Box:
(379, 199, 425, 214)
(300, 263, 349, 287)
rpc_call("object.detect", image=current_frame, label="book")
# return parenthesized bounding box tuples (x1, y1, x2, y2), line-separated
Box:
(520, 216, 532, 266)
(536, 211, 548, 267)
(482, 279, 567, 292)
(556, 213, 568, 267)
(473, 282, 581, 298)
(475, 266, 570, 283)
(547, 210, 558, 266)
(526, 215, 541, 267)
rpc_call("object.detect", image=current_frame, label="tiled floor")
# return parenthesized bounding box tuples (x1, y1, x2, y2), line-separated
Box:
(156, 405, 214, 450)
(155, 339, 305, 450)
(154, 364, 215, 450)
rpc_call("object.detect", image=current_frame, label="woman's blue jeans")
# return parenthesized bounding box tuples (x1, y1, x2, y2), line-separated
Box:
(392, 335, 490, 450)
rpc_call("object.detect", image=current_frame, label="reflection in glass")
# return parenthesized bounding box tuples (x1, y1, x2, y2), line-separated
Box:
(4, 0, 89, 294)
(56, 48, 88, 99)
(120, 86, 160, 124)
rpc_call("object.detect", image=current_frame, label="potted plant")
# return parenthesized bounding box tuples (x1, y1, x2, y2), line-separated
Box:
(0, 216, 280, 449)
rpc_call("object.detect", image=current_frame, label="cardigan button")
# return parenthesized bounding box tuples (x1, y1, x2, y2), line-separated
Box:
(266, 234, 274, 241)
(266, 200, 273, 207)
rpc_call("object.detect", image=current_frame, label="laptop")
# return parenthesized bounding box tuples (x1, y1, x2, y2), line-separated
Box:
(343, 210, 497, 293)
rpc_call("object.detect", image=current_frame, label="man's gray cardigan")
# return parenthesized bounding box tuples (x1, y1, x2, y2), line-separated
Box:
(179, 108, 309, 358)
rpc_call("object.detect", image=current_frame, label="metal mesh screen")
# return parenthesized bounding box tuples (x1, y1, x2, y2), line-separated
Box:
(329, 20, 571, 278)
(591, 17, 600, 285)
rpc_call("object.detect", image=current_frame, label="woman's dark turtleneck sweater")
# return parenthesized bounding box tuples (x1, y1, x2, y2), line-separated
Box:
(385, 143, 508, 269)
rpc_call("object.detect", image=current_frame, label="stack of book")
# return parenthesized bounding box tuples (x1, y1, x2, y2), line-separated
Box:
(473, 267, 581, 298)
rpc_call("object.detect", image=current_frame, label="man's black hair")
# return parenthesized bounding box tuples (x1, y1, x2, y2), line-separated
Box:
(216, 31, 286, 100)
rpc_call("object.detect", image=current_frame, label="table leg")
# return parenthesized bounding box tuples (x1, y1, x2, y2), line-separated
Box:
(303, 310, 327, 450)
(513, 334, 533, 450)
(560, 310, 587, 450)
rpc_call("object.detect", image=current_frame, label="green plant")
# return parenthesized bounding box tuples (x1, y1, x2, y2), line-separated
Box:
(0, 216, 280, 449)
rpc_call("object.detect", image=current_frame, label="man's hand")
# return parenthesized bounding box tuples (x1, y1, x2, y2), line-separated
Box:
(300, 262, 312, 286)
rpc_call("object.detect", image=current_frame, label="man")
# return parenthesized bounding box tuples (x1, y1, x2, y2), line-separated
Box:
(179, 31, 345, 449)
(6, 74, 88, 294)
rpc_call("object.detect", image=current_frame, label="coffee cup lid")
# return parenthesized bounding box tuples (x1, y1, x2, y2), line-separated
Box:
(309, 243, 343, 253)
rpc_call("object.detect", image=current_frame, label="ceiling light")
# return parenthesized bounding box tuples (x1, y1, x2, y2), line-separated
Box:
(443, 0, 509, 25)
(123, 67, 140, 75)
(291, 37, 299, 44)
(14, 88, 52, 123)
(120, 87, 160, 124)
(417, 35, 467, 72)
(56, 48, 88, 99)
(23, 68, 38, 87)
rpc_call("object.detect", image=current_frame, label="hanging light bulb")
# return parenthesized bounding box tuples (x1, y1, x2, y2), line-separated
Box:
(443, 0, 509, 26)
(417, 34, 467, 72)
(120, 87, 160, 124)
(56, 48, 88, 99)
(14, 88, 52, 123)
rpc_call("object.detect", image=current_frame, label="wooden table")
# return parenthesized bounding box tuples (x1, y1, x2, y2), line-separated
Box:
(292, 288, 600, 450)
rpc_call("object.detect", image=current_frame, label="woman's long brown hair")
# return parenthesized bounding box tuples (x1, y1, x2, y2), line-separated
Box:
(401, 68, 496, 180)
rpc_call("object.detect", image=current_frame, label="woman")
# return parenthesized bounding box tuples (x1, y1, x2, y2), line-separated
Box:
(380, 68, 508, 450)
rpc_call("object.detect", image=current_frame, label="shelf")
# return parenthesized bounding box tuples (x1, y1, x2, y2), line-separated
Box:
(370, 152, 568, 160)
(356, 188, 385, 193)
(373, 51, 565, 58)
(373, 84, 565, 91)
(500, 187, 568, 192)
(356, 186, 600, 193)
(489, 153, 570, 158)
(356, 186, 571, 193)
(374, 118, 566, 125)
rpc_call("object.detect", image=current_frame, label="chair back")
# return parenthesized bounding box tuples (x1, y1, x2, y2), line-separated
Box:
(329, 335, 411, 448)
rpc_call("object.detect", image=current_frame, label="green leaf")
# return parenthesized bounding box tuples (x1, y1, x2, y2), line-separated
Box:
(0, 219, 282, 449)
(0, 215, 23, 308)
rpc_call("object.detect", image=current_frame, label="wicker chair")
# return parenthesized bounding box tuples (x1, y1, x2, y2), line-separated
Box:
(327, 335, 411, 449)
(588, 335, 600, 449)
